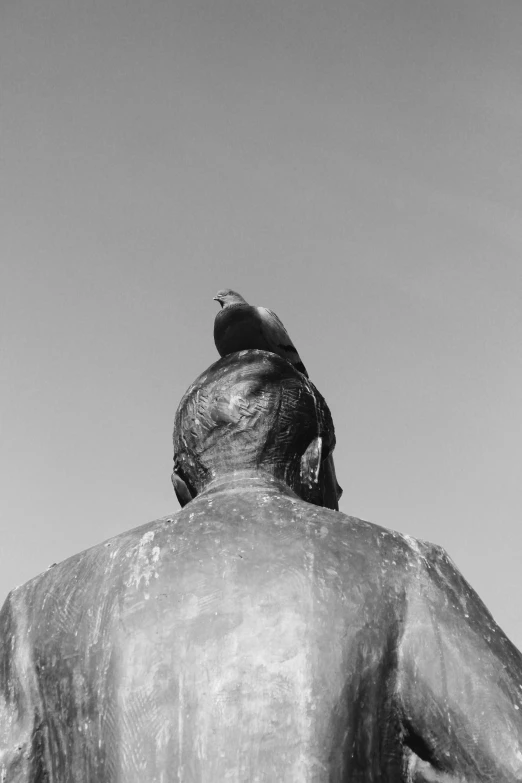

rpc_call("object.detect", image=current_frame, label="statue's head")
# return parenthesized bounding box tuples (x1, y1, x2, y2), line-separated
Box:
(172, 350, 342, 510)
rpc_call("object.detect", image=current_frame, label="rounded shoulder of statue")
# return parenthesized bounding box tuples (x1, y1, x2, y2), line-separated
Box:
(6, 483, 439, 622)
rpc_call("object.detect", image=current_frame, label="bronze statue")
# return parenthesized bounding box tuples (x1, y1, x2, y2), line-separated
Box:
(1, 350, 521, 781)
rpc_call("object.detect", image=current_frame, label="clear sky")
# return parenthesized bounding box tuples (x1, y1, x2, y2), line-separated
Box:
(2, 0, 521, 647)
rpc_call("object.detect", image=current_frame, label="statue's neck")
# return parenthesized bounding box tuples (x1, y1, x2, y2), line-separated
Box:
(197, 470, 300, 501)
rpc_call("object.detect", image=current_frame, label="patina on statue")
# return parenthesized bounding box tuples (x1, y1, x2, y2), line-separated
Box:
(1, 350, 522, 782)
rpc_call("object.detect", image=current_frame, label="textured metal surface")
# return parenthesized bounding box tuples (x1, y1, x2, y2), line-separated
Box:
(1, 478, 522, 781)
(1, 351, 521, 780)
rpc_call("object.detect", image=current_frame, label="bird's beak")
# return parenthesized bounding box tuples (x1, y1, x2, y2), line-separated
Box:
(213, 296, 219, 301)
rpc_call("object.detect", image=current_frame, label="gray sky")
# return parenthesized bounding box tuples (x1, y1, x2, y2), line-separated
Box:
(2, 0, 522, 647)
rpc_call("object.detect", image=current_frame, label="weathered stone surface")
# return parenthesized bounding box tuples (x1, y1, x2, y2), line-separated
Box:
(1, 351, 521, 781)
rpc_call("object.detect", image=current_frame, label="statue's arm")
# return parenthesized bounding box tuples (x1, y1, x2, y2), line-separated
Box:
(0, 590, 45, 781)
(397, 542, 522, 782)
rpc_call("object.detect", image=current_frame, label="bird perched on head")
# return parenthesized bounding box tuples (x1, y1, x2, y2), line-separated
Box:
(213, 289, 309, 377)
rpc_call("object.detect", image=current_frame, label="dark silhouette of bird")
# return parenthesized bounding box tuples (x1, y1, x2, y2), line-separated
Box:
(213, 289, 308, 377)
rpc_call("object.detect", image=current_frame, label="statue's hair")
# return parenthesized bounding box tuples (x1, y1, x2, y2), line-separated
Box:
(173, 350, 335, 495)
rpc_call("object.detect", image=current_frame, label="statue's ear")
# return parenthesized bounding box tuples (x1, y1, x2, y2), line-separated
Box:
(171, 470, 195, 508)
(321, 452, 342, 512)
(300, 440, 342, 511)
(300, 436, 323, 503)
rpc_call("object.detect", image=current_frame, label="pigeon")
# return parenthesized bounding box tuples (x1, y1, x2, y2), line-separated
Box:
(213, 289, 309, 377)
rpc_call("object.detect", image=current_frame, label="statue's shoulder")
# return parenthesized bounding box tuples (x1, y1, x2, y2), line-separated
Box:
(332, 515, 458, 601)
(288, 498, 448, 578)
(1, 511, 183, 617)
(318, 505, 436, 555)
(390, 530, 450, 565)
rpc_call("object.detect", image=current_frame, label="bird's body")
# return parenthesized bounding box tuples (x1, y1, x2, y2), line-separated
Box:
(213, 289, 308, 377)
